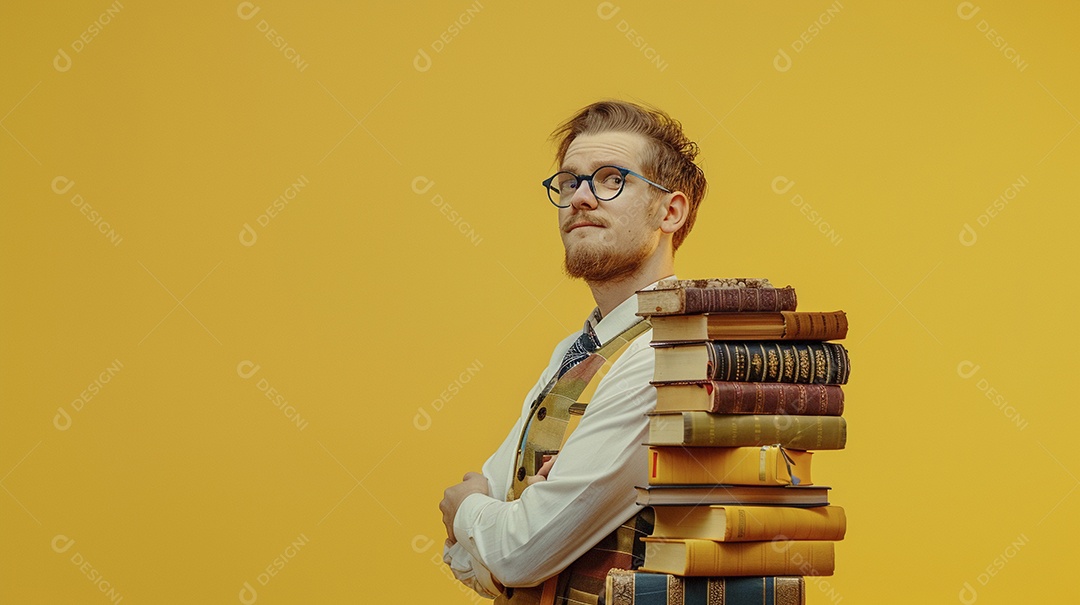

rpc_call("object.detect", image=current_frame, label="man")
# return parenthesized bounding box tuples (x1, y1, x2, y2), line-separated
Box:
(440, 100, 708, 604)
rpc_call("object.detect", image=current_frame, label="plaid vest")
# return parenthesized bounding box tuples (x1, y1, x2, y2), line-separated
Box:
(497, 318, 653, 605)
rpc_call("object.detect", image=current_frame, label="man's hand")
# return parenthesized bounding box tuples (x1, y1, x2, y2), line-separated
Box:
(440, 472, 490, 544)
(523, 454, 557, 487)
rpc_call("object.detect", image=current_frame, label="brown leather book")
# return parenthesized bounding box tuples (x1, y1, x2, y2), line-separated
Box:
(652, 381, 844, 415)
(638, 279, 797, 316)
(650, 311, 847, 342)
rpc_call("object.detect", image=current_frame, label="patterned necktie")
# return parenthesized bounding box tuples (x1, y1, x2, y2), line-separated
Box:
(533, 314, 603, 403)
(555, 318, 602, 380)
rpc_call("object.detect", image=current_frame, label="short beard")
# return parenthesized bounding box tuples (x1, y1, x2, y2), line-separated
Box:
(563, 233, 653, 283)
(561, 195, 665, 283)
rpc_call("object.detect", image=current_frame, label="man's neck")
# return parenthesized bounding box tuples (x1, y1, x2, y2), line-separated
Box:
(587, 255, 675, 317)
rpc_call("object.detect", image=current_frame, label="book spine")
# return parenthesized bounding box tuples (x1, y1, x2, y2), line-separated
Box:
(780, 311, 848, 340)
(648, 446, 812, 485)
(721, 506, 847, 541)
(706, 382, 845, 415)
(683, 287, 798, 313)
(680, 414, 847, 449)
(710, 342, 850, 384)
(606, 569, 805, 605)
(651, 505, 845, 542)
(685, 540, 835, 576)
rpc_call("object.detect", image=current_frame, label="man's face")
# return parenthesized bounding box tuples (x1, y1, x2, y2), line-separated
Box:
(558, 131, 666, 283)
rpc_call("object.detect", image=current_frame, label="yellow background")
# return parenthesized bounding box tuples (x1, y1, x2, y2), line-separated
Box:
(2, 1, 1077, 603)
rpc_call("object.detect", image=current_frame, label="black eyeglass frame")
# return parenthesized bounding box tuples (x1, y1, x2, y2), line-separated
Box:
(541, 165, 672, 208)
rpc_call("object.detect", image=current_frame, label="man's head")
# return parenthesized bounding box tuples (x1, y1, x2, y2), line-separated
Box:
(549, 101, 707, 283)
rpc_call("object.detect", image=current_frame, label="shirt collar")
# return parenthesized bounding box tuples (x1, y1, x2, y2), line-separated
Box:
(588, 275, 675, 346)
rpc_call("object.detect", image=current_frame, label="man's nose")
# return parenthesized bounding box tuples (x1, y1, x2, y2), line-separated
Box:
(569, 179, 599, 210)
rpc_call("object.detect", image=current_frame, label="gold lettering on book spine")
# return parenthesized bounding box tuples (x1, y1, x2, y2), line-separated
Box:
(812, 385, 826, 414)
(750, 353, 763, 378)
(813, 349, 828, 381)
(782, 348, 795, 382)
(786, 384, 801, 414)
(749, 383, 764, 414)
(669, 574, 684, 604)
(609, 570, 634, 605)
(708, 578, 724, 603)
(797, 349, 810, 381)
(774, 576, 805, 605)
(766, 350, 780, 381)
(733, 344, 747, 381)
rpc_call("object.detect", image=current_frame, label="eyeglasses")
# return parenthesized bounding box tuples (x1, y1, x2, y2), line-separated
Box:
(541, 165, 671, 208)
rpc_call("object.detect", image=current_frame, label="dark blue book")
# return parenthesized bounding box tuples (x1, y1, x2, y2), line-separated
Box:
(605, 570, 804, 605)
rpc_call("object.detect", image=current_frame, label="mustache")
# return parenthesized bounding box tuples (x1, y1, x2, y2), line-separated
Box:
(561, 214, 609, 232)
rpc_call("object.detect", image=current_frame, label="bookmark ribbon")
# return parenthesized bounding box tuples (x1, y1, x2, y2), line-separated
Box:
(759, 444, 800, 485)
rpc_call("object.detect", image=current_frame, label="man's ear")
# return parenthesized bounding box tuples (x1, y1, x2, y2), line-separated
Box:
(658, 191, 689, 235)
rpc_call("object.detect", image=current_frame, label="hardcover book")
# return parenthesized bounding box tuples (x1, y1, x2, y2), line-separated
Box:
(647, 413, 847, 449)
(652, 381, 844, 415)
(638, 279, 797, 316)
(635, 484, 830, 507)
(649, 445, 812, 486)
(640, 539, 835, 576)
(652, 341, 850, 385)
(650, 505, 846, 542)
(605, 569, 805, 605)
(650, 311, 847, 342)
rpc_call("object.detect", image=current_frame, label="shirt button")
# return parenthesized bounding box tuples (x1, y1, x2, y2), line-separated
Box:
(517, 467, 526, 481)
(537, 407, 547, 420)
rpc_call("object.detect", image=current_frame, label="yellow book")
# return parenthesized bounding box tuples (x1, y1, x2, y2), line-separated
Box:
(651, 505, 846, 541)
(640, 538, 835, 576)
(649, 445, 812, 486)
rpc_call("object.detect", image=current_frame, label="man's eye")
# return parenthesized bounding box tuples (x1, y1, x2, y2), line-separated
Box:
(601, 174, 624, 188)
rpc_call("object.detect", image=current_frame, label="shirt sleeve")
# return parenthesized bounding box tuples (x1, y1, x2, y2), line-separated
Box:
(452, 338, 655, 588)
(441, 340, 569, 594)
(442, 540, 501, 599)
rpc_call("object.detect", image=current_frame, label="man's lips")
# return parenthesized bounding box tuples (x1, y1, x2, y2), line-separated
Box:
(565, 221, 605, 233)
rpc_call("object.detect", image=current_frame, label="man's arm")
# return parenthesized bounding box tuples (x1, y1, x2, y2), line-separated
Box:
(441, 472, 490, 543)
(449, 341, 655, 588)
(442, 540, 502, 599)
(440, 354, 562, 595)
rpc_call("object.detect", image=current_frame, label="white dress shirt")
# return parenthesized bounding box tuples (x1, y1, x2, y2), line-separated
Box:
(443, 278, 669, 595)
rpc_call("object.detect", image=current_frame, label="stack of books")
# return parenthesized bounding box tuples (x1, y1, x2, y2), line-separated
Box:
(605, 278, 851, 605)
